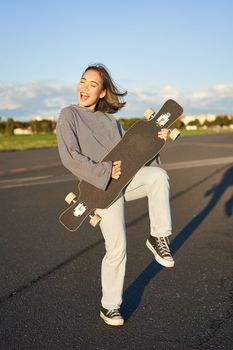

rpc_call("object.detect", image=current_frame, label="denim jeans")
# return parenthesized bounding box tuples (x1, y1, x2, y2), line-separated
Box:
(96, 166, 172, 310)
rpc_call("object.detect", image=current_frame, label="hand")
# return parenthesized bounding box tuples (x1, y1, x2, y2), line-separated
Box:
(158, 128, 169, 141)
(111, 160, 122, 180)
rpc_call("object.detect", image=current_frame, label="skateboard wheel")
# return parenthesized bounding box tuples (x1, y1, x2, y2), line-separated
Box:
(89, 214, 102, 227)
(169, 128, 181, 141)
(65, 192, 77, 204)
(144, 107, 155, 120)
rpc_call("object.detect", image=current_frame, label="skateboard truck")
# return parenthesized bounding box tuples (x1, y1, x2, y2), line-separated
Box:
(73, 202, 87, 217)
(144, 107, 156, 120)
(65, 192, 102, 226)
(157, 112, 171, 126)
(168, 128, 181, 140)
(65, 192, 87, 216)
(144, 108, 180, 141)
(144, 108, 171, 125)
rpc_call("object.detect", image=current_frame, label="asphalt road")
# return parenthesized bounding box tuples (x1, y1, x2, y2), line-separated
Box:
(0, 133, 232, 350)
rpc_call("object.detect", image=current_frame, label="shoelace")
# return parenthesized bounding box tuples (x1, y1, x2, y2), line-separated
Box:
(157, 237, 171, 256)
(106, 309, 121, 318)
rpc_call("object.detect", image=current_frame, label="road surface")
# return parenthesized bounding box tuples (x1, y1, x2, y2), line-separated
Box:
(0, 133, 232, 350)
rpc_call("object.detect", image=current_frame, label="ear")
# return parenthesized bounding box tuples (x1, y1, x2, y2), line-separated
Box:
(100, 89, 106, 99)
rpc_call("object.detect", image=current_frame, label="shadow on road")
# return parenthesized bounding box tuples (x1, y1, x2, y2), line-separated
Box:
(121, 166, 233, 321)
(2, 166, 232, 316)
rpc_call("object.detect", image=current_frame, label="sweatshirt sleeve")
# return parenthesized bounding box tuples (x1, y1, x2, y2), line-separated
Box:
(56, 108, 112, 190)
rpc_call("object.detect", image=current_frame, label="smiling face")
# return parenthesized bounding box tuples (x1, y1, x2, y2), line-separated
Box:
(77, 69, 106, 110)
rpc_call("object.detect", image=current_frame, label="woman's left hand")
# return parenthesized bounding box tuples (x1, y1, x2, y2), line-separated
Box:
(158, 128, 169, 141)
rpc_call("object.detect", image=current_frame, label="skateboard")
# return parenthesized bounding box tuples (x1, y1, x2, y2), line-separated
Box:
(59, 99, 183, 232)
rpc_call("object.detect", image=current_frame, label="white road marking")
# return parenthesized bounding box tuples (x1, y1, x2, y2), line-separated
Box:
(177, 142, 233, 149)
(0, 175, 53, 183)
(0, 175, 75, 189)
(163, 156, 233, 170)
(0, 157, 232, 189)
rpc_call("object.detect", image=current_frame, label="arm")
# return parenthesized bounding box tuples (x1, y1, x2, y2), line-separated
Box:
(56, 108, 112, 190)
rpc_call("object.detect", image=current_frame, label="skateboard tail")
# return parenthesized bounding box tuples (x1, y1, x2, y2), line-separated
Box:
(59, 206, 95, 232)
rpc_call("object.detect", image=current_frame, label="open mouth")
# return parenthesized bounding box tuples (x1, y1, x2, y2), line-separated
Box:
(80, 92, 89, 101)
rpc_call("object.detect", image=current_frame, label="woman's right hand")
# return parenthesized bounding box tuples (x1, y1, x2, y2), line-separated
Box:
(111, 160, 122, 180)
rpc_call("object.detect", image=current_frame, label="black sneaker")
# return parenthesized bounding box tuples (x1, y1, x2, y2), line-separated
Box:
(146, 235, 175, 268)
(100, 307, 124, 326)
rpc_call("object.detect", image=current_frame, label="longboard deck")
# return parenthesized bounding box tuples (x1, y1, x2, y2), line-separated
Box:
(59, 99, 183, 232)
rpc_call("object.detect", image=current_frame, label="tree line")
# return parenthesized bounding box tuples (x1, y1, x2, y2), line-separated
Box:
(185, 115, 233, 128)
(0, 118, 56, 136)
(0, 114, 232, 136)
(119, 115, 233, 130)
(118, 117, 185, 131)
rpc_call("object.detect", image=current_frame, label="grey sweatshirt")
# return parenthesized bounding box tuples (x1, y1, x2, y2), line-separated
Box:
(56, 105, 123, 190)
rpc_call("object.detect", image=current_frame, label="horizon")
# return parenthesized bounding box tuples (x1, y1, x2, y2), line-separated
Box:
(1, 111, 232, 124)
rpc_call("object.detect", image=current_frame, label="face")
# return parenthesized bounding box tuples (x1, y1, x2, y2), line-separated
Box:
(77, 69, 106, 110)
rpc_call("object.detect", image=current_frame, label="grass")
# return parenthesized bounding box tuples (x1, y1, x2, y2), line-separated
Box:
(0, 128, 232, 152)
(180, 128, 233, 137)
(0, 134, 57, 152)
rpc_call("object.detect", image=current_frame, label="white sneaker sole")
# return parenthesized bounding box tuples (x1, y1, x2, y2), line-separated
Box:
(100, 311, 124, 326)
(146, 240, 175, 268)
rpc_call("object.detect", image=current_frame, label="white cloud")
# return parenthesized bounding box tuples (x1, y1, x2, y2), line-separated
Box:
(123, 84, 233, 117)
(0, 81, 232, 120)
(189, 85, 233, 103)
(187, 85, 233, 112)
(44, 97, 68, 108)
(0, 81, 75, 120)
(0, 96, 21, 110)
(128, 89, 158, 103)
(160, 85, 181, 101)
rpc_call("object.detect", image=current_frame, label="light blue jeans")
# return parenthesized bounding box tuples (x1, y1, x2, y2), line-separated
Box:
(96, 166, 172, 310)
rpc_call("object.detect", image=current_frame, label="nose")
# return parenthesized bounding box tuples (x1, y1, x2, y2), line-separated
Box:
(83, 82, 89, 91)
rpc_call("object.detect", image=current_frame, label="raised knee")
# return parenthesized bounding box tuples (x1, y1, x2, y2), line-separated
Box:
(146, 168, 169, 195)
(152, 167, 169, 184)
(159, 168, 169, 181)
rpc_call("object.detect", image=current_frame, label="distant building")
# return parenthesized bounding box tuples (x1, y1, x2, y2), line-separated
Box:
(14, 127, 33, 135)
(182, 114, 216, 126)
(186, 125, 198, 131)
(31, 115, 55, 121)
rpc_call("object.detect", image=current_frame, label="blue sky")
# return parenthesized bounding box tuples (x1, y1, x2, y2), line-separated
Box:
(0, 0, 233, 120)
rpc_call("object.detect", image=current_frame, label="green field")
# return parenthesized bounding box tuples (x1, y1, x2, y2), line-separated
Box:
(0, 128, 232, 152)
(0, 134, 57, 152)
(180, 128, 233, 137)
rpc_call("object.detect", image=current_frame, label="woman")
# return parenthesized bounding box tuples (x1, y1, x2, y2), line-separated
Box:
(56, 63, 174, 327)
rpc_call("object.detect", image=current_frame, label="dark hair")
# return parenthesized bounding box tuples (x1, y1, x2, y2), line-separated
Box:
(83, 63, 127, 114)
